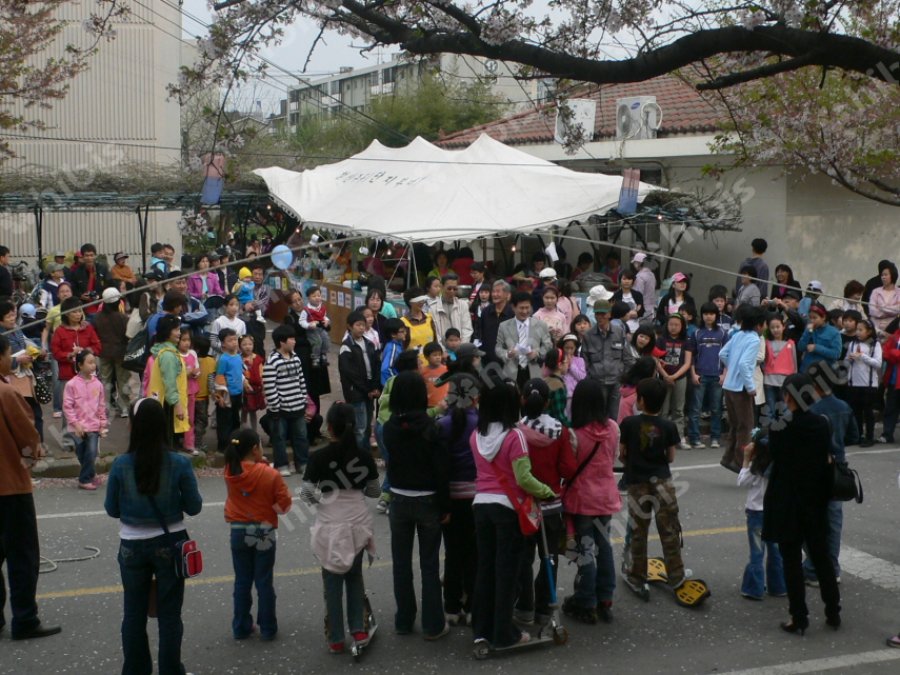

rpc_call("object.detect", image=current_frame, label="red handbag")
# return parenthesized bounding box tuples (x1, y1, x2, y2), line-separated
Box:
(148, 496, 203, 579)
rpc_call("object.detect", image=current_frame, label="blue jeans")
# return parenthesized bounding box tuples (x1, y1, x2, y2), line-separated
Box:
(230, 525, 277, 639)
(375, 422, 390, 492)
(570, 514, 616, 608)
(51, 361, 62, 414)
(687, 375, 723, 442)
(271, 413, 309, 472)
(351, 400, 373, 452)
(118, 533, 188, 675)
(389, 493, 444, 635)
(742, 510, 786, 598)
(74, 432, 99, 484)
(322, 550, 365, 644)
(803, 501, 843, 579)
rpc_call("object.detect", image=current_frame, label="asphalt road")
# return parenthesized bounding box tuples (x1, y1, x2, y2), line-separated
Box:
(3, 444, 900, 675)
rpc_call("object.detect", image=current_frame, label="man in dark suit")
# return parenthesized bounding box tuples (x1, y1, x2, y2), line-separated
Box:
(475, 279, 513, 366)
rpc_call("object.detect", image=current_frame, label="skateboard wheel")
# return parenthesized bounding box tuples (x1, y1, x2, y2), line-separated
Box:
(473, 641, 490, 660)
(552, 626, 568, 645)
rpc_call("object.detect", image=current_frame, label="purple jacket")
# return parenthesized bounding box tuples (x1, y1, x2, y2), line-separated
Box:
(187, 272, 223, 298)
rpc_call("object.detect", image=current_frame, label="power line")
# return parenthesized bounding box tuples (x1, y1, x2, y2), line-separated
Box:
(156, 0, 411, 144)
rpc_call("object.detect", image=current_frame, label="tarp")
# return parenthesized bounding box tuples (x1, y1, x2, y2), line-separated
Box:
(253, 134, 655, 244)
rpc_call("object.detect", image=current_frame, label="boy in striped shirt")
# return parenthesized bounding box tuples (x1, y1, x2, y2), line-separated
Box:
(263, 325, 309, 477)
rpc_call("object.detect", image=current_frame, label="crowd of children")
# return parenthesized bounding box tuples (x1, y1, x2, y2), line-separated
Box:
(15, 238, 900, 664)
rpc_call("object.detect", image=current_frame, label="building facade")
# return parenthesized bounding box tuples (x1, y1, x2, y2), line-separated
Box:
(438, 75, 897, 302)
(273, 54, 544, 132)
(0, 0, 188, 267)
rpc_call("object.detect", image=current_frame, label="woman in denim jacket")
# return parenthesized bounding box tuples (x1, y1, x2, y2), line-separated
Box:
(105, 397, 203, 675)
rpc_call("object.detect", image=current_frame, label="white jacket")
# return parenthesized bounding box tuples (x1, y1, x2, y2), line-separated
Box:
(428, 296, 473, 346)
(846, 339, 882, 388)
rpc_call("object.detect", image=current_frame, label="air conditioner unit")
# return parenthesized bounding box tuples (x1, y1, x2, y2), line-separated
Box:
(553, 99, 597, 145)
(615, 96, 663, 141)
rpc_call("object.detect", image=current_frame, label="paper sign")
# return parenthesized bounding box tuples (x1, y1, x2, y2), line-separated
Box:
(545, 241, 559, 263)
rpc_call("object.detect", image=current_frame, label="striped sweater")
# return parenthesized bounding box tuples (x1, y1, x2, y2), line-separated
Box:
(262, 350, 307, 414)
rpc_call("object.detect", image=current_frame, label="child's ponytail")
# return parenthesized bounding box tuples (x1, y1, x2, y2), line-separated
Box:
(521, 378, 550, 420)
(226, 428, 260, 475)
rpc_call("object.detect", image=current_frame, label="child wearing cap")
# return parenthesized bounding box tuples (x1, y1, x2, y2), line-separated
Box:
(656, 272, 695, 325)
(799, 281, 823, 321)
(110, 252, 136, 285)
(233, 267, 255, 306)
(797, 304, 843, 374)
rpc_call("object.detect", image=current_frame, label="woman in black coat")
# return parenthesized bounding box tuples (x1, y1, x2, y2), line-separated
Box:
(762, 372, 840, 635)
(284, 289, 328, 442)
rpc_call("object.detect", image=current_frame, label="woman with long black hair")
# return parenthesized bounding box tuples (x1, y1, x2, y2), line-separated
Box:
(762, 372, 840, 636)
(283, 289, 327, 442)
(104, 397, 202, 675)
(302, 403, 380, 653)
(436, 347, 481, 626)
(383, 371, 449, 639)
(471, 373, 555, 649)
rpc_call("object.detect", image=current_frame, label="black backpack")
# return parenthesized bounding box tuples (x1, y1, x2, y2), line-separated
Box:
(122, 328, 150, 373)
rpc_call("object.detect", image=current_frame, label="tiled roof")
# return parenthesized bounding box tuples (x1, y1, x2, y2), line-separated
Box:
(437, 75, 724, 148)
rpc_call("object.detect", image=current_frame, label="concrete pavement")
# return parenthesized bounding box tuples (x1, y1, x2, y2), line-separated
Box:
(4, 443, 900, 674)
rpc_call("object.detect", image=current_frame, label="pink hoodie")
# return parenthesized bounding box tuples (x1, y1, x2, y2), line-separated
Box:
(563, 421, 621, 517)
(63, 373, 108, 432)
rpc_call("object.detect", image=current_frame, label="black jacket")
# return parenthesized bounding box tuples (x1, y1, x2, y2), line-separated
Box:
(338, 334, 379, 403)
(383, 410, 449, 513)
(70, 263, 110, 299)
(475, 302, 514, 364)
(612, 288, 645, 318)
(0, 265, 12, 300)
(762, 409, 834, 544)
(656, 291, 696, 325)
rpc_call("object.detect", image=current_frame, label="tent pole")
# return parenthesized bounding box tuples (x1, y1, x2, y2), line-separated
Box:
(136, 205, 149, 273)
(34, 206, 43, 267)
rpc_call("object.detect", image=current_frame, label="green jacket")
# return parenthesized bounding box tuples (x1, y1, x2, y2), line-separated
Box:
(377, 375, 441, 426)
(151, 342, 183, 405)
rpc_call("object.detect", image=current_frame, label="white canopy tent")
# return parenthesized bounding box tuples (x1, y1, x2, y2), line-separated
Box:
(253, 134, 656, 245)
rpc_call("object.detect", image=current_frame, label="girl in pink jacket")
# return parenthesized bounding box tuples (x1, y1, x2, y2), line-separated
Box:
(63, 350, 108, 490)
(561, 378, 621, 624)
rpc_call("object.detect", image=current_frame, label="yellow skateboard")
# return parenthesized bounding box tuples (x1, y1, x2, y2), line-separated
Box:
(647, 557, 711, 608)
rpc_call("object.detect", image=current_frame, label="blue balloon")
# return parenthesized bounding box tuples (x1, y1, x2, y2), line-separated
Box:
(271, 244, 293, 270)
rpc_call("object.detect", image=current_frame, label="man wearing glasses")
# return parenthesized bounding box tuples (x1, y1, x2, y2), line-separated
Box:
(430, 273, 473, 349)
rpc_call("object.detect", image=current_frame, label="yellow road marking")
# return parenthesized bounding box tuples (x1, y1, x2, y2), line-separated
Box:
(37, 527, 746, 601)
(37, 561, 393, 600)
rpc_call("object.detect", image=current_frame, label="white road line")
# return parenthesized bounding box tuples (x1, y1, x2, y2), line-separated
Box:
(719, 649, 900, 674)
(673, 446, 900, 473)
(841, 545, 900, 592)
(37, 501, 226, 520)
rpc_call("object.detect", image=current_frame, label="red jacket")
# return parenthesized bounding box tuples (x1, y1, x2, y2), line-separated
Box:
(882, 330, 900, 390)
(51, 322, 102, 381)
(517, 415, 577, 493)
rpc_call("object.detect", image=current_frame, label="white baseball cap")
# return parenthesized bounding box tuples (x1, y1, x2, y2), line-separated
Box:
(807, 280, 823, 292)
(539, 267, 557, 279)
(102, 287, 122, 304)
(631, 252, 647, 264)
